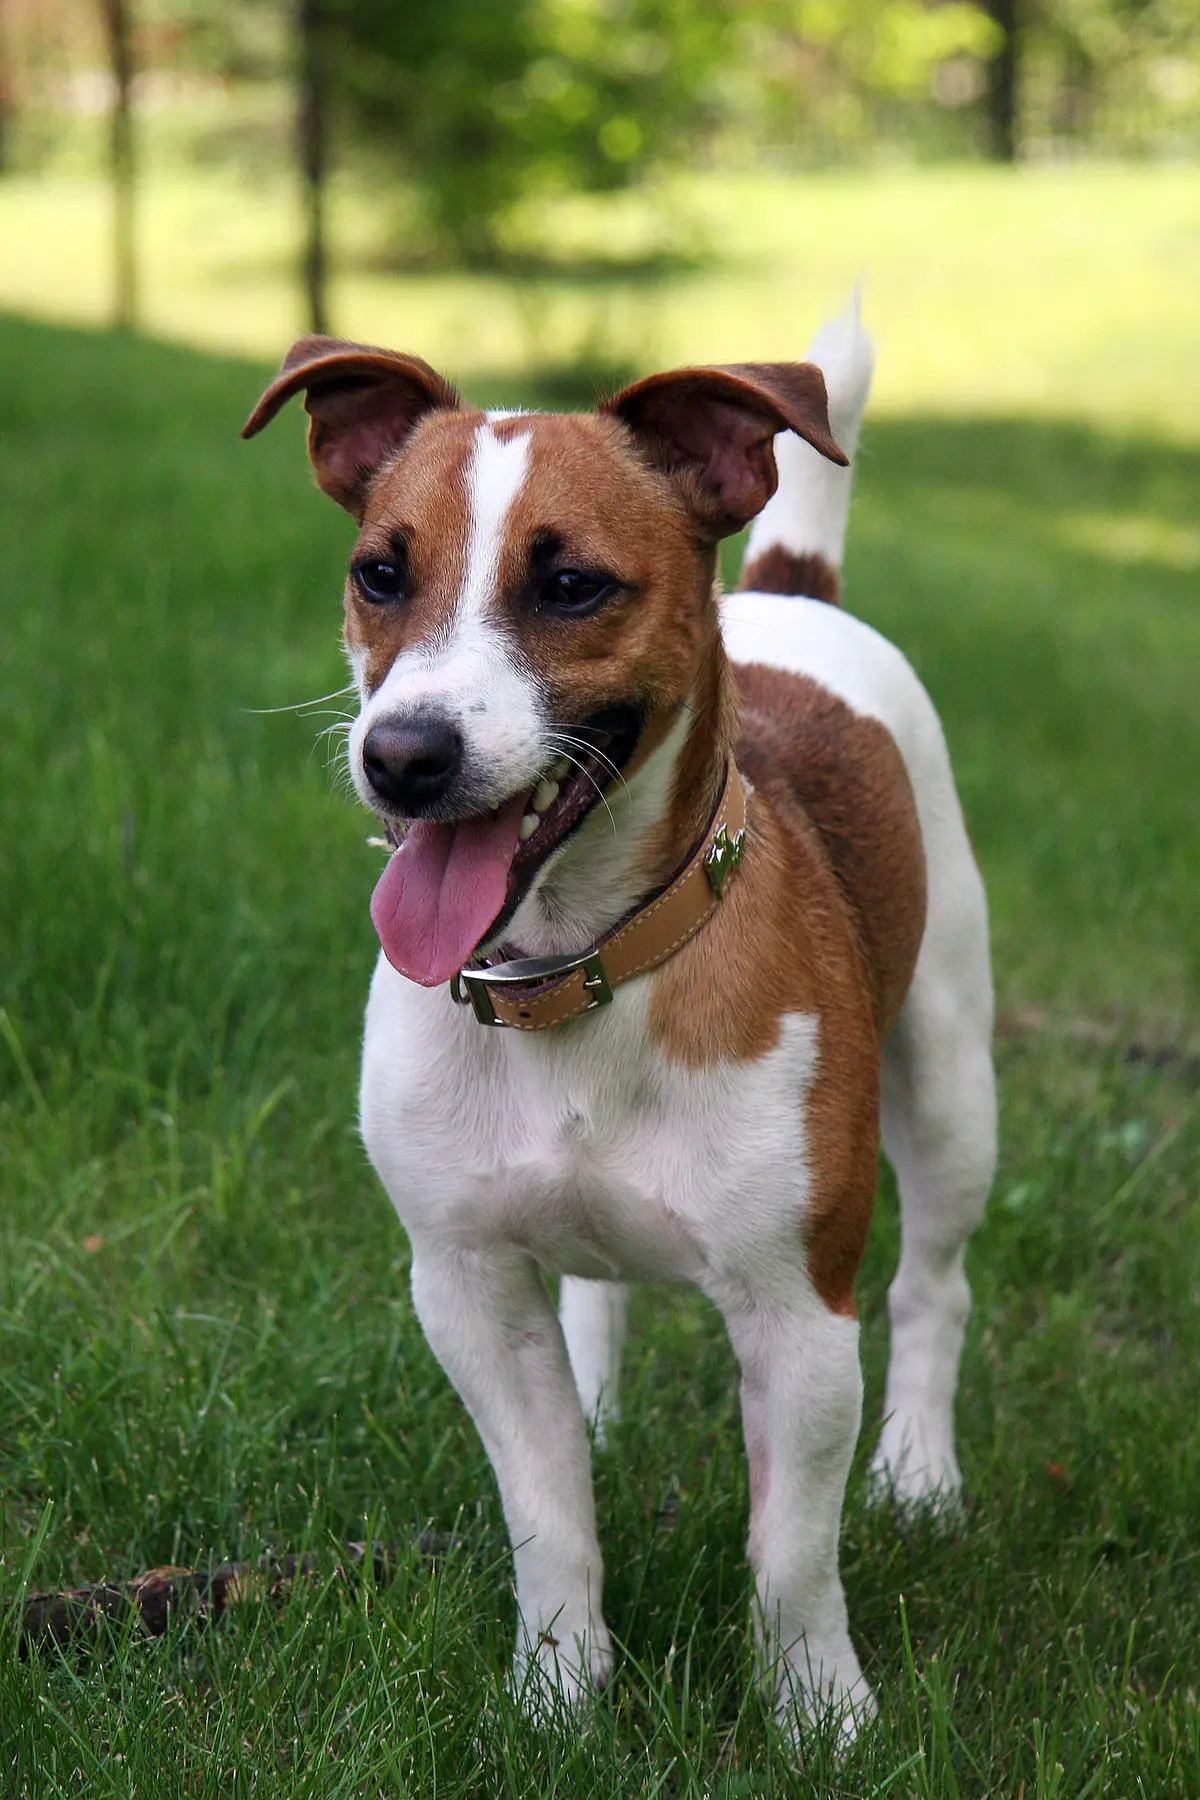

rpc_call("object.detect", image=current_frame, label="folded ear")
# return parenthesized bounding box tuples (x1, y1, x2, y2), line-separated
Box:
(242, 336, 460, 517)
(603, 361, 847, 537)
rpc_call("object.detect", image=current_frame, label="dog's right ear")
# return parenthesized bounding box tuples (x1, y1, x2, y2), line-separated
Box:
(242, 336, 460, 518)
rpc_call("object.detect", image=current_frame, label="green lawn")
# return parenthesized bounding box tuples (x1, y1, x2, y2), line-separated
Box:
(1, 270, 1198, 1796)
(1, 162, 1197, 436)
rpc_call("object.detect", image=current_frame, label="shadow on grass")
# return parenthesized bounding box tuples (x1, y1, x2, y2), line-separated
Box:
(464, 356, 642, 410)
(859, 413, 1200, 532)
(348, 245, 713, 284)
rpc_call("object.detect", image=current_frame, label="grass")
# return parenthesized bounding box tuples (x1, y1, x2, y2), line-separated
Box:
(0, 162, 1198, 435)
(1, 167, 1199, 1792)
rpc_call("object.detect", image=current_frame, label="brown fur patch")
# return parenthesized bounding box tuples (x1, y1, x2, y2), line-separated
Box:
(497, 413, 739, 892)
(496, 414, 715, 790)
(647, 660, 926, 1314)
(738, 546, 840, 606)
(343, 409, 484, 695)
(735, 665, 926, 1039)
(648, 775, 882, 1315)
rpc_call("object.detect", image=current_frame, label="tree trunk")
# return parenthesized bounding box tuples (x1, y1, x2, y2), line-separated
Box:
(0, 28, 10, 176)
(101, 0, 137, 327)
(297, 0, 330, 335)
(985, 0, 1019, 163)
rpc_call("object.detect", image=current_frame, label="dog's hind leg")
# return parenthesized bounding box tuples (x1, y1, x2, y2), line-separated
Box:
(559, 1278, 628, 1444)
(874, 830, 996, 1504)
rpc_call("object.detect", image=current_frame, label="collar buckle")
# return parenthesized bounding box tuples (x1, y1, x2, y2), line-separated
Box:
(450, 948, 613, 1028)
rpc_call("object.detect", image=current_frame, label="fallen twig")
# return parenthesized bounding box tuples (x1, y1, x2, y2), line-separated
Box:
(13, 1537, 455, 1658)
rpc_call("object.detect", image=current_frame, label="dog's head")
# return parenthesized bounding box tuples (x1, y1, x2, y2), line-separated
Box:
(244, 338, 845, 984)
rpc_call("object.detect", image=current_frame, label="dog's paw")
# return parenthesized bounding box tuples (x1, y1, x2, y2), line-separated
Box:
(768, 1650, 877, 1756)
(869, 1414, 963, 1510)
(766, 1648, 877, 1749)
(511, 1618, 613, 1721)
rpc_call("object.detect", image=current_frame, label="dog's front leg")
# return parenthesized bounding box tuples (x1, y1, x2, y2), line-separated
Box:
(723, 1289, 874, 1744)
(410, 1243, 612, 1712)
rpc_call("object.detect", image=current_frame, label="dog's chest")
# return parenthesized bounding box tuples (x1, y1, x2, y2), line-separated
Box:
(360, 958, 822, 1288)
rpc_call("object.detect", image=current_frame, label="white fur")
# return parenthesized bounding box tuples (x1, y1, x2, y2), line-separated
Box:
(718, 597, 996, 1500)
(460, 424, 531, 624)
(348, 422, 547, 816)
(558, 1277, 628, 1441)
(729, 1291, 873, 1733)
(361, 971, 868, 1712)
(744, 288, 875, 575)
(355, 300, 995, 1740)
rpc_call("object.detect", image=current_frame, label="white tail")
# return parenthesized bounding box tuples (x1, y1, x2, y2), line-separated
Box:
(740, 290, 875, 600)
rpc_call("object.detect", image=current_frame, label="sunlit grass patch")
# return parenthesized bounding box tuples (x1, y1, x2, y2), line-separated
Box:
(1057, 511, 1200, 572)
(1, 161, 1198, 436)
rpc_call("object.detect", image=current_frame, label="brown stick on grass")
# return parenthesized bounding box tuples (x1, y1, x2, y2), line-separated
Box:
(14, 1540, 429, 1658)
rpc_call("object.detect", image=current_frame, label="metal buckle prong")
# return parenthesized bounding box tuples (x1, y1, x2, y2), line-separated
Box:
(579, 951, 612, 1010)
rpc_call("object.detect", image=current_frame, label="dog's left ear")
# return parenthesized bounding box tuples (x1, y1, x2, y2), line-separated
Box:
(242, 335, 460, 518)
(603, 362, 847, 538)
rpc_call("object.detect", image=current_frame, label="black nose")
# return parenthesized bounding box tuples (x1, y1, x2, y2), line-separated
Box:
(362, 716, 464, 812)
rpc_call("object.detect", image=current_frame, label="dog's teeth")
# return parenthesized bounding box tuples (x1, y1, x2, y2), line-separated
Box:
(533, 777, 559, 813)
(519, 812, 539, 841)
(549, 756, 571, 780)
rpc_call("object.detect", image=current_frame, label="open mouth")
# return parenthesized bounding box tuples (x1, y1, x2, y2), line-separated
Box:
(511, 703, 641, 880)
(369, 703, 642, 987)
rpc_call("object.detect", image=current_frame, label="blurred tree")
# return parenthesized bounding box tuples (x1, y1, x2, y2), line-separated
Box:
(99, 0, 136, 326)
(983, 0, 1019, 159)
(331, 0, 744, 264)
(979, 0, 1199, 155)
(0, 0, 1194, 273)
(751, 1, 1003, 159)
(297, 0, 329, 331)
(0, 6, 11, 173)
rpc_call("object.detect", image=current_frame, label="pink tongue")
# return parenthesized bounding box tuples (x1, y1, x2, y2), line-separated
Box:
(370, 792, 529, 986)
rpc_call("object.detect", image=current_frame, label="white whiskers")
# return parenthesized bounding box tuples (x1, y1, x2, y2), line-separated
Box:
(244, 681, 357, 718)
(548, 730, 630, 792)
(543, 733, 624, 837)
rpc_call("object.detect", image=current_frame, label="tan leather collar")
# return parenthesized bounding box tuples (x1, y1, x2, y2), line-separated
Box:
(449, 761, 747, 1030)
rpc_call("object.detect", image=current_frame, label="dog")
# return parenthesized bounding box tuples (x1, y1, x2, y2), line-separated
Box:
(243, 295, 996, 1740)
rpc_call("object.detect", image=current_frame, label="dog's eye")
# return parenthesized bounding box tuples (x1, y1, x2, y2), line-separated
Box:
(541, 569, 618, 615)
(353, 559, 407, 604)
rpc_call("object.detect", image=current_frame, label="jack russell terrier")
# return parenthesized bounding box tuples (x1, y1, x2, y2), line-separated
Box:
(244, 296, 996, 1740)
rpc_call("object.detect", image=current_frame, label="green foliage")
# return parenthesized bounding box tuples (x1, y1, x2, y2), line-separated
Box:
(777, 1, 999, 102)
(1023, 0, 1200, 150)
(141, 0, 288, 81)
(736, 0, 1000, 161)
(329, 0, 746, 263)
(5, 1, 1200, 253)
